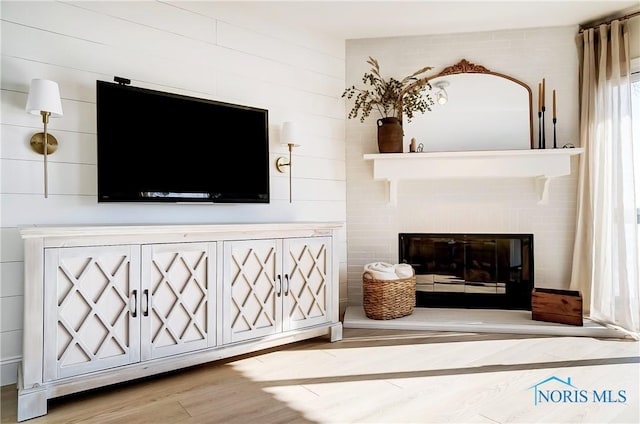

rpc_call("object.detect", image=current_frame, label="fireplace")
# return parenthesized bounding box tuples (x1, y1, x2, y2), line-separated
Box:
(399, 233, 533, 310)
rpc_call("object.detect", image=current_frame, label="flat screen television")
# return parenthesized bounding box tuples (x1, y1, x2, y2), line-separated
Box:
(96, 80, 270, 203)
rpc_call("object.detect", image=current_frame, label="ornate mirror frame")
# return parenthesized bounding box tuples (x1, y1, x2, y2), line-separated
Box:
(402, 59, 534, 150)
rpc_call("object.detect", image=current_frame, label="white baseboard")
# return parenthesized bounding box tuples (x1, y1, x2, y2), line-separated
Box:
(1, 356, 20, 386)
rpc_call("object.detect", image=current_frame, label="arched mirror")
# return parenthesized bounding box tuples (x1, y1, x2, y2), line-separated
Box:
(403, 59, 533, 151)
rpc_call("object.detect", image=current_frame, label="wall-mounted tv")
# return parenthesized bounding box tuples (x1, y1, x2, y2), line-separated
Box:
(96, 80, 270, 203)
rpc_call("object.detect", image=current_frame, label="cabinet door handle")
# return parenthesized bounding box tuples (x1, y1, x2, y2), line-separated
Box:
(284, 274, 290, 296)
(143, 289, 149, 317)
(131, 290, 138, 318)
(276, 275, 282, 297)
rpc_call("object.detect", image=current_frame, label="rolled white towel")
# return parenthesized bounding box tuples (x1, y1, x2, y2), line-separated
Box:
(363, 262, 398, 280)
(364, 262, 415, 280)
(394, 263, 414, 278)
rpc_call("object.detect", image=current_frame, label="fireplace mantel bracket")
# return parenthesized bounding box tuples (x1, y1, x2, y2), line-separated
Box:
(363, 148, 584, 206)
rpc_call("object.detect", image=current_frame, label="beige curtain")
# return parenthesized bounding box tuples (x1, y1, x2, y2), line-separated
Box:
(571, 20, 639, 337)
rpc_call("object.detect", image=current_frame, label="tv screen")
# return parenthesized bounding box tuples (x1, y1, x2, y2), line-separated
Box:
(96, 80, 270, 203)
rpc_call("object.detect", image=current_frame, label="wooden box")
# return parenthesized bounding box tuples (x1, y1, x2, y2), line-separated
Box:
(532, 288, 583, 326)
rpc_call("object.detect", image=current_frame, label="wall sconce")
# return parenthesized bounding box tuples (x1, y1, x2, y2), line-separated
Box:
(275, 122, 301, 203)
(434, 81, 449, 105)
(26, 79, 63, 198)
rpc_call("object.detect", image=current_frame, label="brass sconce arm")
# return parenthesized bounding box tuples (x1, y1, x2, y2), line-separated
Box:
(275, 143, 294, 172)
(276, 143, 295, 203)
(30, 111, 58, 154)
(275, 122, 300, 203)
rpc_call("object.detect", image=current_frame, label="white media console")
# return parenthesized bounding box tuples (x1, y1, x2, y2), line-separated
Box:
(17, 222, 343, 421)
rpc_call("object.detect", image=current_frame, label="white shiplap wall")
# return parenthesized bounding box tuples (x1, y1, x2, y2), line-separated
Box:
(345, 26, 582, 305)
(0, 1, 347, 385)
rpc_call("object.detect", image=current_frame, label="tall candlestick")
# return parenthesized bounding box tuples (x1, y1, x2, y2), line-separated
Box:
(541, 79, 546, 149)
(553, 89, 557, 119)
(537, 82, 542, 149)
(538, 83, 542, 113)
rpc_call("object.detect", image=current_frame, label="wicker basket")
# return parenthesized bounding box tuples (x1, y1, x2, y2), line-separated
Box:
(362, 271, 416, 320)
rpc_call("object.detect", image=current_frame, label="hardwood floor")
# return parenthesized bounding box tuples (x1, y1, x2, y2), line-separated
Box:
(1, 328, 638, 423)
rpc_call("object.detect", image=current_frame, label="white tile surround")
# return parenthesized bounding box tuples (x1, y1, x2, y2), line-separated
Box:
(345, 26, 582, 308)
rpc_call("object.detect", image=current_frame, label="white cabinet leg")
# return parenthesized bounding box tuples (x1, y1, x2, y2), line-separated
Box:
(330, 322, 343, 342)
(17, 387, 47, 422)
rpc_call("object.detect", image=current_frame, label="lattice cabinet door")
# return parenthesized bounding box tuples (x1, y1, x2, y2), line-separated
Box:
(223, 239, 281, 343)
(282, 237, 331, 331)
(43, 245, 141, 381)
(141, 242, 215, 360)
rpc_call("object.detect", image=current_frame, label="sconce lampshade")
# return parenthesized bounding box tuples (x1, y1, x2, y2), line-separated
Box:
(281, 121, 301, 147)
(26, 79, 63, 117)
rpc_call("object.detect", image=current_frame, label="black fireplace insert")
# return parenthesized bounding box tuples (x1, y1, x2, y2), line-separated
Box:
(399, 233, 533, 310)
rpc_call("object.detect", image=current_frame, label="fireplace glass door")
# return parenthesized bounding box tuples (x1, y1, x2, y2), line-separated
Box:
(399, 233, 533, 310)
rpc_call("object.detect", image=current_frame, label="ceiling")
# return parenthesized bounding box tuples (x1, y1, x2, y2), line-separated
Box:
(221, 1, 640, 40)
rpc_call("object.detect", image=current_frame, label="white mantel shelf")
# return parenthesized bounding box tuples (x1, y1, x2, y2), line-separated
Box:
(363, 148, 584, 206)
